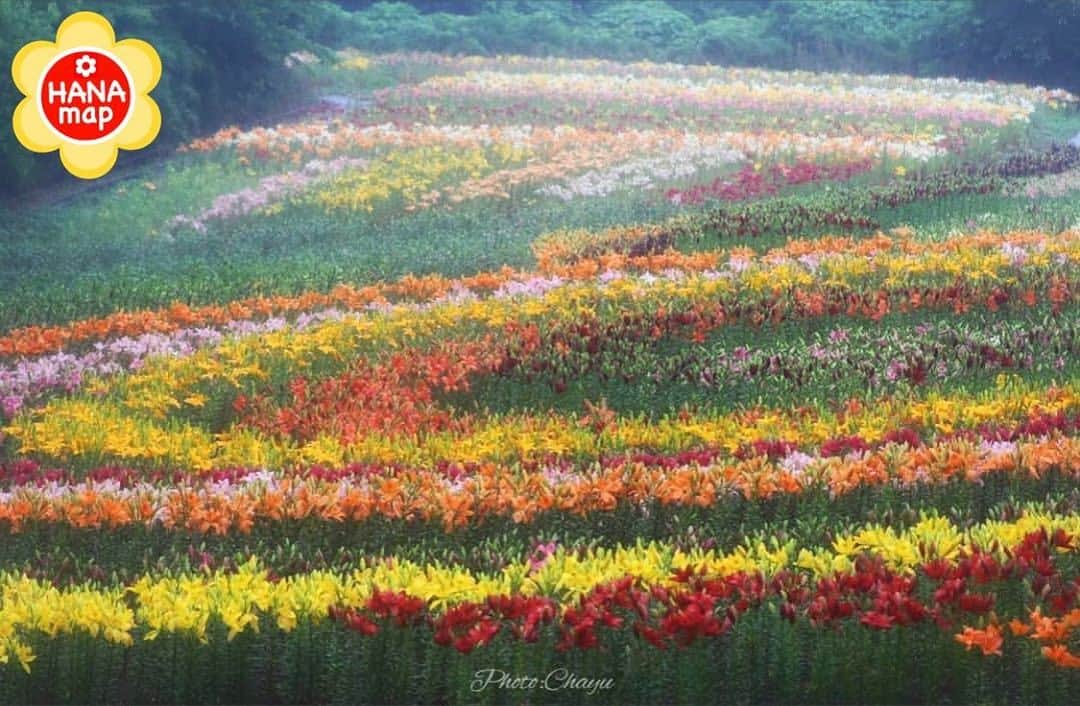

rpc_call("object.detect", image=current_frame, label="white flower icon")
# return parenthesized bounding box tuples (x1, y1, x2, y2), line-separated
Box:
(74, 53, 96, 77)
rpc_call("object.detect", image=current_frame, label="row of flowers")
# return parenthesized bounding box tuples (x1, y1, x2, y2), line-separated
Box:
(663, 158, 874, 206)
(0, 426, 1075, 532)
(0, 314, 341, 420)
(179, 121, 559, 163)
(3, 397, 1076, 488)
(6, 363, 1075, 470)
(535, 145, 1080, 264)
(534, 145, 1080, 264)
(166, 156, 369, 234)
(0, 517, 1077, 672)
(103, 228, 1080, 418)
(1007, 165, 1080, 200)
(537, 139, 745, 202)
(486, 312, 1075, 395)
(5, 222, 1066, 363)
(303, 143, 528, 214)
(375, 70, 1037, 132)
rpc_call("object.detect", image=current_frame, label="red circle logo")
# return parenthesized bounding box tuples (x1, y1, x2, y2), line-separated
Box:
(38, 48, 132, 142)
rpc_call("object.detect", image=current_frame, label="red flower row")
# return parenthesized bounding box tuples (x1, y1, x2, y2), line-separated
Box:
(332, 529, 1079, 661)
(236, 274, 1074, 445)
(664, 159, 875, 206)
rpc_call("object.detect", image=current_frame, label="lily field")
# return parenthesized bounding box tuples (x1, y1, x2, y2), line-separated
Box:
(2, 51, 1080, 704)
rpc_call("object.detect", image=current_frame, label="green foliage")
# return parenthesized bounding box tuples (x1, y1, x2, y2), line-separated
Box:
(591, 1, 698, 59)
(0, 1, 67, 193)
(767, 1, 972, 73)
(699, 13, 788, 67)
(938, 0, 1080, 85)
(333, 1, 1080, 90)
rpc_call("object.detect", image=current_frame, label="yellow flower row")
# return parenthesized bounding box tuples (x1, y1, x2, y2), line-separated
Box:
(409, 71, 1036, 128)
(307, 143, 531, 212)
(7, 376, 1075, 470)
(0, 511, 1075, 671)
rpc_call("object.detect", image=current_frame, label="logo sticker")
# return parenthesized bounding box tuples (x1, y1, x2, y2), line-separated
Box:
(12, 11, 161, 179)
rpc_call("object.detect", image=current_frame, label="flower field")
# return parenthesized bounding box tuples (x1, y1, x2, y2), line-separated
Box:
(2, 51, 1080, 704)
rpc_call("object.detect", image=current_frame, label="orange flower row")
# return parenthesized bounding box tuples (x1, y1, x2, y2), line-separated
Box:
(960, 609, 1080, 668)
(532, 223, 1067, 272)
(1, 434, 1075, 534)
(0, 270, 514, 359)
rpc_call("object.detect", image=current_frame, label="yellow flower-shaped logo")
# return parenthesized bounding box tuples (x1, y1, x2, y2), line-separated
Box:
(11, 11, 161, 179)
